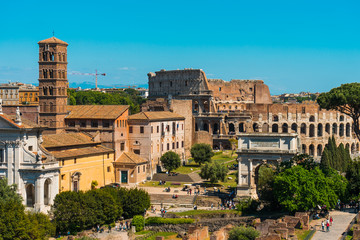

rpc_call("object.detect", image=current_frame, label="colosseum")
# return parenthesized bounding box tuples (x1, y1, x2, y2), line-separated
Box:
(146, 68, 359, 160)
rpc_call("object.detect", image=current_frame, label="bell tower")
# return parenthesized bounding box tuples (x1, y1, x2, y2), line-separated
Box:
(38, 36, 68, 134)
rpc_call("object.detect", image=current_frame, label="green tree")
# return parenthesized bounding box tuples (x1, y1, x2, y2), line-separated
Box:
(346, 160, 360, 199)
(321, 136, 351, 172)
(131, 215, 144, 232)
(256, 165, 276, 201)
(273, 166, 339, 212)
(190, 143, 214, 165)
(199, 162, 229, 183)
(160, 151, 181, 172)
(228, 226, 260, 240)
(317, 83, 360, 141)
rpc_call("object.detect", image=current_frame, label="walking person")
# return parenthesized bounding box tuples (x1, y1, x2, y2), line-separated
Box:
(326, 220, 330, 232)
(330, 216, 333, 226)
(321, 221, 325, 232)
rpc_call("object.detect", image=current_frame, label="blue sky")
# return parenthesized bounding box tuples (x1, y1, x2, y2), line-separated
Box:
(1, 0, 360, 94)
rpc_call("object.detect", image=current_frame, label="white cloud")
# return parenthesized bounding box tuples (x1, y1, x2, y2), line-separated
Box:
(117, 67, 136, 71)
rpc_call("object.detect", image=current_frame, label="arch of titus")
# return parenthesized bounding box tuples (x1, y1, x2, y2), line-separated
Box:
(236, 133, 299, 198)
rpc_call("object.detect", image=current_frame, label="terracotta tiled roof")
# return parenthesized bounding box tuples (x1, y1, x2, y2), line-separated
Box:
(38, 37, 68, 45)
(0, 114, 41, 129)
(42, 132, 98, 148)
(66, 105, 129, 120)
(49, 145, 113, 159)
(115, 152, 148, 165)
(128, 111, 184, 121)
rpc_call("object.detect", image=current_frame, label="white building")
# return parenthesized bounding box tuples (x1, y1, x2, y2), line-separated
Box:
(0, 104, 59, 212)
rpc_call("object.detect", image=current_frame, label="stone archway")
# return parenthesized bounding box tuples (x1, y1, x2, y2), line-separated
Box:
(254, 163, 277, 200)
(44, 179, 51, 206)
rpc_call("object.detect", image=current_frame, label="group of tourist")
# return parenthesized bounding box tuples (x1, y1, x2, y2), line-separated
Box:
(219, 199, 236, 210)
(321, 217, 333, 232)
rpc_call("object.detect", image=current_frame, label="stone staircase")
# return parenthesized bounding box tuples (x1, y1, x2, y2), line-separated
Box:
(150, 194, 195, 207)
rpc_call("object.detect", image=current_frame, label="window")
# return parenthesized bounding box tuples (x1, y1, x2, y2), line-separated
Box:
(302, 107, 306, 114)
(143, 165, 145, 172)
(140, 126, 144, 133)
(107, 153, 110, 158)
(157, 126, 159, 133)
(219, 87, 221, 91)
(134, 149, 140, 155)
(176, 142, 179, 148)
(181, 141, 184, 148)
(91, 120, 98, 128)
(117, 121, 119, 128)
(74, 158, 77, 164)
(80, 121, 86, 127)
(107, 166, 111, 172)
(138, 166, 140, 173)
(167, 143, 170, 150)
(129, 126, 133, 133)
(68, 121, 75, 127)
(28, 146, 33, 151)
(121, 142, 125, 151)
(0, 149, 3, 163)
(151, 126, 153, 133)
(61, 160, 65, 166)
(103, 121, 110, 128)
(172, 142, 175, 149)
(61, 174, 65, 180)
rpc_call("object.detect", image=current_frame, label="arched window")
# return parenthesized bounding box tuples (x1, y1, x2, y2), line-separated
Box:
(193, 101, 199, 113)
(332, 123, 338, 135)
(229, 123, 235, 134)
(282, 123, 288, 133)
(203, 122, 209, 132)
(71, 172, 81, 192)
(239, 123, 245, 133)
(291, 123, 297, 133)
(317, 123, 323, 137)
(272, 124, 278, 133)
(213, 123, 219, 134)
(309, 144, 315, 156)
(309, 116, 315, 122)
(273, 115, 279, 122)
(346, 143, 350, 150)
(26, 184, 35, 207)
(309, 124, 315, 137)
(203, 101, 209, 112)
(253, 123, 259, 132)
(339, 124, 344, 137)
(340, 115, 344, 121)
(317, 145, 323, 156)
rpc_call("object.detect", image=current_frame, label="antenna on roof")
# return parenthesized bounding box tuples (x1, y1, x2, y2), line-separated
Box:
(52, 30, 55, 37)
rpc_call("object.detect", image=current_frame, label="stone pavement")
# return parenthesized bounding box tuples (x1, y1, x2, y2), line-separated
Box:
(311, 209, 357, 240)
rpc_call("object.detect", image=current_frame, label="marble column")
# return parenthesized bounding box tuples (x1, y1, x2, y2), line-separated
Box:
(237, 157, 242, 186)
(35, 177, 44, 212)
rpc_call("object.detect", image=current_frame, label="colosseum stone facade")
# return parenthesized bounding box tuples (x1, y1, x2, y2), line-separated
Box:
(147, 68, 360, 160)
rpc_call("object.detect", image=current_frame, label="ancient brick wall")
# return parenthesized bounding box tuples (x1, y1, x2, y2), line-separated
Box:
(2, 105, 39, 124)
(194, 131, 213, 147)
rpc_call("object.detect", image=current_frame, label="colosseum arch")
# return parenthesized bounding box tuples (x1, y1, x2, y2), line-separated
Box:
(282, 123, 288, 133)
(317, 145, 323, 156)
(332, 123, 338, 135)
(309, 144, 315, 156)
(340, 115, 345, 121)
(309, 115, 315, 122)
(239, 123, 245, 132)
(346, 143, 350, 150)
(302, 144, 306, 154)
(253, 123, 259, 132)
(273, 115, 279, 122)
(228, 123, 235, 134)
(357, 143, 359, 153)
(325, 123, 331, 135)
(203, 122, 209, 132)
(339, 124, 344, 137)
(291, 123, 297, 133)
(300, 123, 306, 135)
(346, 123, 351, 137)
(309, 124, 315, 137)
(213, 123, 219, 134)
(351, 143, 356, 154)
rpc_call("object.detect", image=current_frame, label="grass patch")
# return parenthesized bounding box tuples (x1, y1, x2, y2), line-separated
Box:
(295, 229, 313, 240)
(145, 232, 179, 240)
(146, 217, 194, 225)
(171, 209, 240, 217)
(175, 164, 201, 174)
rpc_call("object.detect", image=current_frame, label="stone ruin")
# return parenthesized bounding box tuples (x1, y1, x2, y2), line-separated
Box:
(254, 212, 310, 240)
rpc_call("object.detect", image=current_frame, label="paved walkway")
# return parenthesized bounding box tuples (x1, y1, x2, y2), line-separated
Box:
(311, 209, 357, 240)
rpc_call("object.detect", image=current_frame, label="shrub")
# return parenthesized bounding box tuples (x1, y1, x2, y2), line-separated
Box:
(160, 151, 181, 172)
(132, 215, 144, 232)
(190, 143, 214, 165)
(228, 226, 260, 240)
(236, 198, 259, 214)
(145, 217, 194, 225)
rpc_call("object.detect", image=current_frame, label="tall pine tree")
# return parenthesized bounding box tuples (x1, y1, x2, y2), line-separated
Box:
(321, 136, 352, 172)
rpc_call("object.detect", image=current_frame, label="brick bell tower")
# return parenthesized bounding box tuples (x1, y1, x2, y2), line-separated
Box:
(38, 36, 69, 134)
